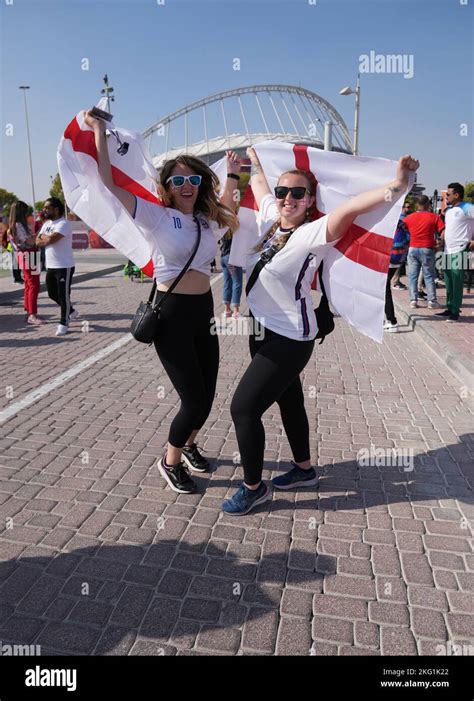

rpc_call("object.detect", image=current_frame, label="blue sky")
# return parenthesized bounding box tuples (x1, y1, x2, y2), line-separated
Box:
(1, 0, 472, 204)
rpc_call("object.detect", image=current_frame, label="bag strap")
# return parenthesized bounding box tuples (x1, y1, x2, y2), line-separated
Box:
(245, 256, 267, 297)
(245, 226, 295, 296)
(246, 238, 330, 306)
(150, 215, 202, 310)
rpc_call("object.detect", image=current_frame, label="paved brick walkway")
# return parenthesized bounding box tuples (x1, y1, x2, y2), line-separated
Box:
(0, 267, 473, 656)
(391, 280, 473, 365)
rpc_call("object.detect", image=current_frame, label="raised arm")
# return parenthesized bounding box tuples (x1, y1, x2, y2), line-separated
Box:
(84, 110, 136, 217)
(246, 147, 271, 208)
(220, 150, 242, 212)
(327, 155, 420, 242)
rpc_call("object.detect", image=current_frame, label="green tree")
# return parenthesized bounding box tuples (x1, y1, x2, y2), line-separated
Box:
(464, 181, 474, 204)
(49, 173, 65, 202)
(35, 200, 46, 214)
(0, 188, 18, 219)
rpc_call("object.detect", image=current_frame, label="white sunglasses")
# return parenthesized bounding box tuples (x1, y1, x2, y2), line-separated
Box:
(166, 175, 202, 188)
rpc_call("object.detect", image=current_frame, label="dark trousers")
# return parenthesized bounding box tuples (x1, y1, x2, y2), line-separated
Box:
(231, 322, 315, 485)
(385, 267, 398, 324)
(153, 289, 219, 447)
(11, 250, 23, 282)
(46, 267, 75, 325)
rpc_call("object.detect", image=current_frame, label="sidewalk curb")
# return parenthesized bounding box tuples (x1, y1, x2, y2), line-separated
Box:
(394, 299, 474, 394)
(0, 265, 124, 305)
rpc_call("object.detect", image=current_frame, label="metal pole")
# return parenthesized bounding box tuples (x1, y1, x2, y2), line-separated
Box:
(280, 93, 299, 137)
(165, 120, 170, 162)
(268, 93, 286, 135)
(324, 121, 333, 151)
(19, 86, 36, 218)
(220, 99, 230, 148)
(255, 94, 270, 135)
(202, 106, 210, 164)
(353, 74, 360, 155)
(238, 95, 250, 144)
(184, 111, 188, 153)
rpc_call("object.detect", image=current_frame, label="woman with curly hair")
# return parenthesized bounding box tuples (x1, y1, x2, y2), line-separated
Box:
(85, 110, 241, 495)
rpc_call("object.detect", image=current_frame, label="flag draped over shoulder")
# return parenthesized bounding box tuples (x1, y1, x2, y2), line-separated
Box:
(214, 141, 414, 343)
(57, 102, 160, 277)
(58, 107, 413, 343)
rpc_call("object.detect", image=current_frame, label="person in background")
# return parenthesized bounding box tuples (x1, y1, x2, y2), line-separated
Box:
(392, 201, 411, 289)
(220, 230, 243, 318)
(403, 195, 444, 309)
(3, 210, 24, 284)
(384, 215, 410, 332)
(34, 211, 47, 272)
(35, 198, 78, 336)
(435, 183, 474, 321)
(7, 201, 42, 324)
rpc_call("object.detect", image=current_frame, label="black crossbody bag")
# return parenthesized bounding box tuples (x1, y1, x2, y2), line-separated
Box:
(245, 246, 334, 345)
(130, 216, 202, 344)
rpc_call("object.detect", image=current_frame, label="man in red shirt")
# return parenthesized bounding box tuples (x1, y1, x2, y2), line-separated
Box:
(404, 195, 445, 308)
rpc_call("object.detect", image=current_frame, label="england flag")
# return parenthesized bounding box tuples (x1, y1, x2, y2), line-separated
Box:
(58, 108, 413, 343)
(214, 141, 414, 343)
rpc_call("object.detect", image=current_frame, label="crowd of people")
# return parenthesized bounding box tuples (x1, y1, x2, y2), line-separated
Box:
(384, 183, 473, 331)
(3, 197, 77, 335)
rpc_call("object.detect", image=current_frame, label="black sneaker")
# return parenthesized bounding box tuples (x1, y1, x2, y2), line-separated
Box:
(418, 290, 427, 299)
(181, 443, 210, 473)
(435, 309, 451, 317)
(447, 314, 459, 322)
(158, 457, 196, 494)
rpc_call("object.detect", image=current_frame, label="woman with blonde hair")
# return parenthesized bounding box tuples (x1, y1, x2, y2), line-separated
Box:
(85, 110, 241, 494)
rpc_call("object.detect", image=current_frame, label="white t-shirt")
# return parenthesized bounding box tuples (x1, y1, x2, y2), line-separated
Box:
(40, 217, 74, 269)
(132, 197, 228, 283)
(245, 194, 341, 341)
(444, 203, 474, 255)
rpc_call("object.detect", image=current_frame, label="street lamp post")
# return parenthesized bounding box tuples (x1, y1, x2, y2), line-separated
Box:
(19, 86, 37, 218)
(339, 75, 361, 155)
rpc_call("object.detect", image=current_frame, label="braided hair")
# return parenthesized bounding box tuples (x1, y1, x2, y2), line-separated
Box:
(253, 169, 317, 253)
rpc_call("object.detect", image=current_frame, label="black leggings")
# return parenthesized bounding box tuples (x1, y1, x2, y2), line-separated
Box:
(230, 322, 315, 485)
(153, 289, 219, 448)
(385, 267, 398, 324)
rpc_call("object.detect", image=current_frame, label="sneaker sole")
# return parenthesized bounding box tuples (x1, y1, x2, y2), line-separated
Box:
(181, 453, 210, 473)
(223, 487, 272, 515)
(157, 459, 196, 494)
(272, 476, 318, 491)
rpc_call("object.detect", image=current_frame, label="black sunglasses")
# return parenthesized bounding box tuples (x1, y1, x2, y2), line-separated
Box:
(274, 186, 309, 200)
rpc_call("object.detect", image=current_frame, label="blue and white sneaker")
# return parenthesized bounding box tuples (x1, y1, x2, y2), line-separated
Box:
(272, 462, 318, 490)
(222, 482, 271, 515)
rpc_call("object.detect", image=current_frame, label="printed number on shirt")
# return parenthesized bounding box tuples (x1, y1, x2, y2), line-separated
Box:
(172, 217, 182, 229)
